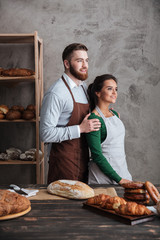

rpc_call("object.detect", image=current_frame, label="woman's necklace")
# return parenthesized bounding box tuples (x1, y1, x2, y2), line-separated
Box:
(102, 109, 113, 118)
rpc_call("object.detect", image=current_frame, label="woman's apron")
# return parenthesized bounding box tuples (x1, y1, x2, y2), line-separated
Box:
(48, 76, 89, 184)
(88, 106, 132, 184)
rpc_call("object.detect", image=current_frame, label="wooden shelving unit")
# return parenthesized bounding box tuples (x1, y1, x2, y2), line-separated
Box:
(0, 31, 44, 184)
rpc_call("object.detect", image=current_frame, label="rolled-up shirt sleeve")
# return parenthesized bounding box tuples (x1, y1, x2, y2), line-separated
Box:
(40, 92, 80, 143)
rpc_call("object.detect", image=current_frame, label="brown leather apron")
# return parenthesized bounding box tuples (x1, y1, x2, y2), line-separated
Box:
(48, 76, 89, 184)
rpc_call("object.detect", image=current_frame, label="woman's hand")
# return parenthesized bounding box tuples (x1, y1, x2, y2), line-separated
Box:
(119, 179, 132, 185)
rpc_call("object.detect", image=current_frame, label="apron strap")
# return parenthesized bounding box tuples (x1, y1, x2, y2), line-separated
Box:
(62, 76, 75, 102)
(95, 106, 106, 121)
(62, 75, 89, 103)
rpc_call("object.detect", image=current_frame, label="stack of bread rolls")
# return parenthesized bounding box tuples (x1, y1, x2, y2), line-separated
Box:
(122, 181, 150, 205)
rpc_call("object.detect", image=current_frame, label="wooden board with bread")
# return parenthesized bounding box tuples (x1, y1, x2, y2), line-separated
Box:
(83, 202, 155, 225)
(83, 181, 159, 225)
(0, 189, 31, 220)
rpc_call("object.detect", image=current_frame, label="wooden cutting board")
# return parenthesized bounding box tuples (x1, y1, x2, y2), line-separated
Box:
(29, 187, 117, 200)
(0, 206, 31, 221)
(83, 203, 156, 225)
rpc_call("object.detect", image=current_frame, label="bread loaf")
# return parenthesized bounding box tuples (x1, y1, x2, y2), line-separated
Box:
(0, 67, 4, 75)
(0, 111, 5, 119)
(6, 110, 21, 120)
(0, 190, 31, 217)
(2, 68, 35, 76)
(0, 105, 9, 115)
(26, 104, 36, 112)
(47, 180, 95, 199)
(22, 110, 35, 120)
(6, 148, 22, 160)
(11, 105, 24, 112)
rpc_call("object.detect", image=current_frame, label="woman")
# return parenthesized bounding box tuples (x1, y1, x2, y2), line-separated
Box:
(86, 74, 132, 185)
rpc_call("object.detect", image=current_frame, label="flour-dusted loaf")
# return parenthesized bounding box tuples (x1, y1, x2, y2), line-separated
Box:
(47, 180, 95, 199)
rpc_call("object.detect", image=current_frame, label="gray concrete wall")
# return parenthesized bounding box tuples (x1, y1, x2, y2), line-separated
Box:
(0, 0, 160, 184)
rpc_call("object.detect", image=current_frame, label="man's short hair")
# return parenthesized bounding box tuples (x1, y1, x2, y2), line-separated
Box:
(62, 43, 88, 62)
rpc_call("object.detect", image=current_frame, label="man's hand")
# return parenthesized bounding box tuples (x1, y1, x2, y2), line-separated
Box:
(79, 113, 101, 133)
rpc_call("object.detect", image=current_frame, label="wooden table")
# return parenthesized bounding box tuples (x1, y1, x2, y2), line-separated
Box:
(0, 184, 160, 240)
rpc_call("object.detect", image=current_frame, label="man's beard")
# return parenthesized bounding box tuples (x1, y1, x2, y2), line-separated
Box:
(69, 63, 88, 81)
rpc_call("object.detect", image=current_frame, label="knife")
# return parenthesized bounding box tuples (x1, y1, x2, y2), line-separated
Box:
(9, 184, 28, 195)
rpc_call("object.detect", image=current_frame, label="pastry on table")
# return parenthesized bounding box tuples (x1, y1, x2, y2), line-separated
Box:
(0, 190, 31, 217)
(86, 194, 111, 205)
(115, 201, 151, 216)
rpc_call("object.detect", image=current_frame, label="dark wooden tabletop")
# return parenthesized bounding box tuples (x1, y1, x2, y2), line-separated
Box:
(0, 184, 160, 240)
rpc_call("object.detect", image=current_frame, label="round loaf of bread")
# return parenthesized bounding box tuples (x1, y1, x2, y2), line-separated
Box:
(26, 104, 36, 112)
(22, 110, 35, 120)
(6, 148, 22, 160)
(0, 112, 5, 119)
(0, 105, 9, 114)
(6, 110, 21, 120)
(0, 67, 4, 75)
(47, 180, 95, 199)
(11, 105, 24, 112)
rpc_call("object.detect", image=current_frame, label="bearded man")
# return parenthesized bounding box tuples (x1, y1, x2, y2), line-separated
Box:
(40, 43, 101, 184)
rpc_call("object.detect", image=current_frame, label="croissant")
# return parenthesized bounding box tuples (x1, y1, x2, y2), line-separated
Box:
(86, 194, 111, 205)
(115, 202, 151, 216)
(101, 196, 127, 210)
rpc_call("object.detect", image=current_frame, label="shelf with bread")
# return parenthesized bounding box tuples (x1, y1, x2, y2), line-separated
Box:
(0, 76, 35, 83)
(0, 31, 44, 184)
(0, 160, 37, 165)
(0, 147, 43, 166)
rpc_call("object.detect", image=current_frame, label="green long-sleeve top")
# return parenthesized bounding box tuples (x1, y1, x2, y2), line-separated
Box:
(86, 111, 122, 183)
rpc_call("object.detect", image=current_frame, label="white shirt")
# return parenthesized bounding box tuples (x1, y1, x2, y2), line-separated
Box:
(40, 73, 88, 144)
